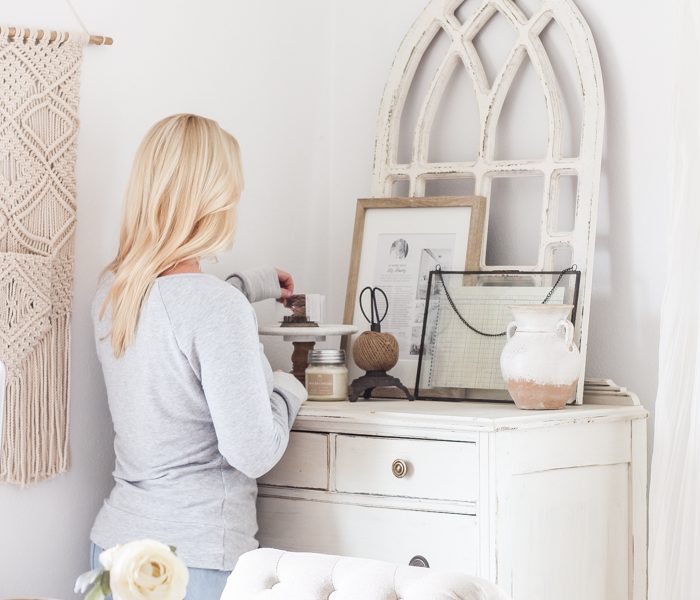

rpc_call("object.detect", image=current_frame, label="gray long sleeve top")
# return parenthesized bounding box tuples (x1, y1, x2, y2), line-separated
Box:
(90, 268, 306, 570)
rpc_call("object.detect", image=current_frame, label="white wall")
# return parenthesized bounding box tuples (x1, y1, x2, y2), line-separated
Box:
(0, 1, 330, 596)
(0, 0, 670, 597)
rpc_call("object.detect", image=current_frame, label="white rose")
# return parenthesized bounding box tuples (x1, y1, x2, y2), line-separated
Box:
(101, 540, 189, 600)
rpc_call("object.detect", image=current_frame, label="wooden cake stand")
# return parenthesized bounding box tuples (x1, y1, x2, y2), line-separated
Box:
(258, 324, 358, 384)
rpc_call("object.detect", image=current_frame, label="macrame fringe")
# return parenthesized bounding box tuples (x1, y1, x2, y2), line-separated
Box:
(0, 315, 71, 486)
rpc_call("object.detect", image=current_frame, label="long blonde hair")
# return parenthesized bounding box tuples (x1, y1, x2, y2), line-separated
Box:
(102, 114, 244, 357)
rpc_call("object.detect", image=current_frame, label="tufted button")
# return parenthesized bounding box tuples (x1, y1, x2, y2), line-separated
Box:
(408, 555, 429, 568)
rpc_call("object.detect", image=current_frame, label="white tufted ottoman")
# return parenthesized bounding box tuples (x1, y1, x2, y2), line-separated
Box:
(221, 548, 511, 600)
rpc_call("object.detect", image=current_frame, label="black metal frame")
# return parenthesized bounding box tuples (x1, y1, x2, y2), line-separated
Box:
(414, 269, 582, 402)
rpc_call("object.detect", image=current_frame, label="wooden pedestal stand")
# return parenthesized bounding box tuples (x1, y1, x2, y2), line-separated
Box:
(290, 341, 316, 384)
(258, 324, 359, 385)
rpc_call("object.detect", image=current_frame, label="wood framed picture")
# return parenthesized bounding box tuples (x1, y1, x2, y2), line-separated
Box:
(343, 196, 487, 392)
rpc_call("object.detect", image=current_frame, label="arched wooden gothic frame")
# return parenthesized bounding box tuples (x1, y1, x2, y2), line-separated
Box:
(372, 0, 604, 403)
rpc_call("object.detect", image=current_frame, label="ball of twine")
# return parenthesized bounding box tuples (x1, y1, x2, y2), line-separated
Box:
(352, 331, 399, 372)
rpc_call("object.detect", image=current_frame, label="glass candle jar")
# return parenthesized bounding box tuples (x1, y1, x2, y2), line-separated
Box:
(305, 349, 348, 401)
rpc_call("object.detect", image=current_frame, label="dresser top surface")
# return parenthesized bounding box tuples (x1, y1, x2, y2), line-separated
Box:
(296, 398, 647, 432)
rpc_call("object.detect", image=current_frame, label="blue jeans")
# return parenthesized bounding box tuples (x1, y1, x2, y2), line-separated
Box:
(90, 544, 231, 600)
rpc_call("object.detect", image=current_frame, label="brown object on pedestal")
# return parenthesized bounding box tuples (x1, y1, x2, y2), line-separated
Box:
(352, 331, 399, 372)
(349, 288, 412, 401)
(349, 331, 412, 402)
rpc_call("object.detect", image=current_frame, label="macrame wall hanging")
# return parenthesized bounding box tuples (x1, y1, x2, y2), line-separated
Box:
(0, 17, 111, 485)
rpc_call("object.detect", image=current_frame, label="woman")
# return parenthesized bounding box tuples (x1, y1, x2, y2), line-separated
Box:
(89, 114, 307, 598)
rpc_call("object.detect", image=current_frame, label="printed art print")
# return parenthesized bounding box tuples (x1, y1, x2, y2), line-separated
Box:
(373, 233, 455, 358)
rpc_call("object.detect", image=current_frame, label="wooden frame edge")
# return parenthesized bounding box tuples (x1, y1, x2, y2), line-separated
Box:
(341, 196, 488, 354)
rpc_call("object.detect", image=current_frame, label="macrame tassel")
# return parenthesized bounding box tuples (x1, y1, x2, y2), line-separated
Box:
(0, 315, 71, 486)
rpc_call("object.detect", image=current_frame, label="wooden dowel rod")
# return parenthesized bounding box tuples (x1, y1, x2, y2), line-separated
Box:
(5, 27, 113, 46)
(88, 34, 113, 46)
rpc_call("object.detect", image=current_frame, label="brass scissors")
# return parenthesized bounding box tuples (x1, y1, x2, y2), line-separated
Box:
(359, 286, 389, 333)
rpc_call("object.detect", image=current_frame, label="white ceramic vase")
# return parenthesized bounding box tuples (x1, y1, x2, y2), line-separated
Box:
(500, 304, 581, 410)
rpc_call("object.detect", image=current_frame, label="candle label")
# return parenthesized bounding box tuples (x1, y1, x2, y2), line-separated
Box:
(306, 373, 334, 396)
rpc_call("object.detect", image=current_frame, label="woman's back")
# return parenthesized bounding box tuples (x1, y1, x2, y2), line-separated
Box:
(91, 272, 305, 570)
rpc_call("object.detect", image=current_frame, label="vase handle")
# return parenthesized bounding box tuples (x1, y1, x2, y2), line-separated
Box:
(506, 321, 517, 341)
(556, 320, 575, 349)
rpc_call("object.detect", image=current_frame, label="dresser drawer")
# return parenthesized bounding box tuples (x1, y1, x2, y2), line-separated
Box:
(259, 432, 329, 490)
(257, 496, 478, 573)
(334, 435, 478, 502)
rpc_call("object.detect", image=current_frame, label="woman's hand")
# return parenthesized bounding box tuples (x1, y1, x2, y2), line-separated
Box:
(276, 268, 294, 304)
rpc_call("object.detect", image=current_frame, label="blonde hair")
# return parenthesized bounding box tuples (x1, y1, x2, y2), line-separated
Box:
(102, 114, 244, 357)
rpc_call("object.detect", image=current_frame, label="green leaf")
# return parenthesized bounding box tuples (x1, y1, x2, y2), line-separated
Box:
(99, 571, 111, 596)
(169, 545, 177, 555)
(85, 581, 106, 600)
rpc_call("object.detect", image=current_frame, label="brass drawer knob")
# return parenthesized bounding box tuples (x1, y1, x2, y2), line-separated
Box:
(392, 458, 408, 478)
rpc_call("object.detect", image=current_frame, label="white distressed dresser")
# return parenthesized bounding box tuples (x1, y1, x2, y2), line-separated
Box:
(257, 382, 647, 600)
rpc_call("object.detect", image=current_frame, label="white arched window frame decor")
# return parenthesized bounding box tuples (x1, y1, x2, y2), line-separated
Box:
(372, 0, 604, 404)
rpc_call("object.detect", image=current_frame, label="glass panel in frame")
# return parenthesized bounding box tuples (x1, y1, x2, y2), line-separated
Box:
(415, 270, 581, 401)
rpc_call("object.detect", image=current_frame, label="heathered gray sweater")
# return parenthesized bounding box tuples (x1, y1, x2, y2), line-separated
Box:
(90, 268, 306, 570)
